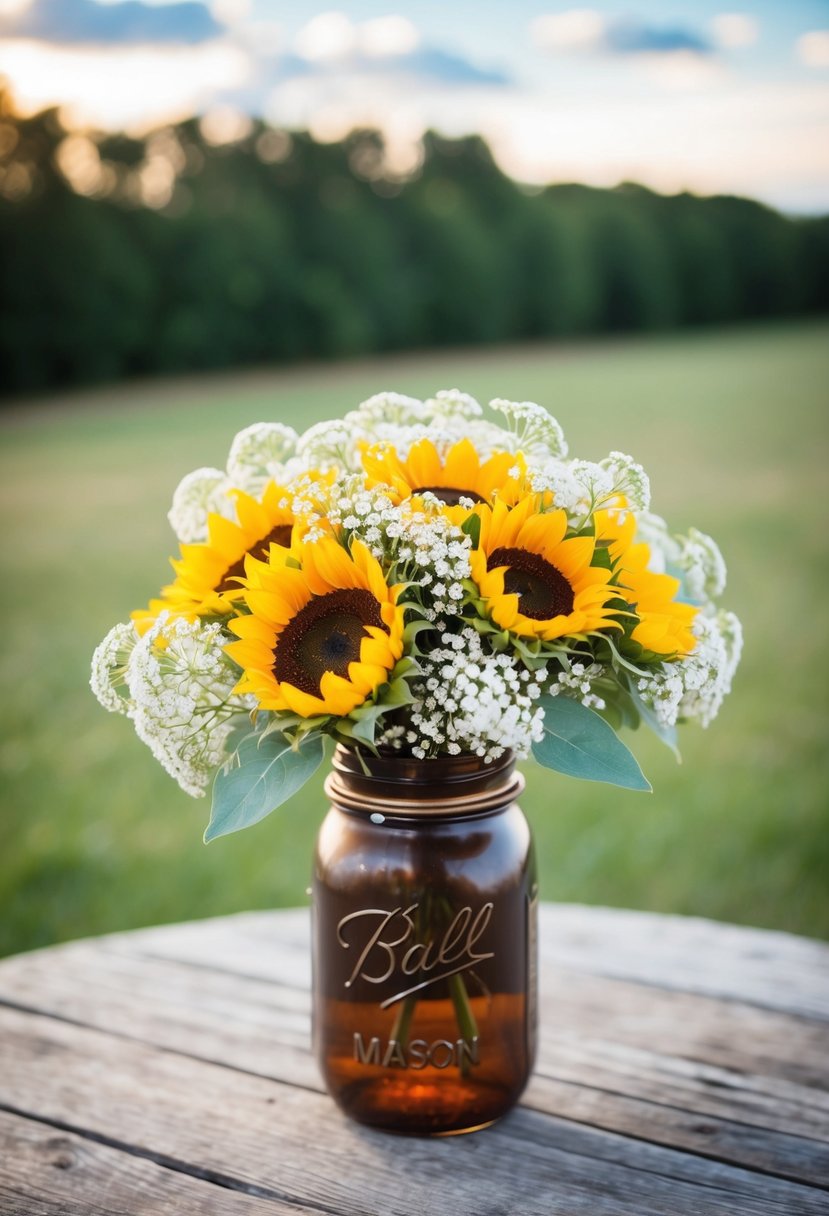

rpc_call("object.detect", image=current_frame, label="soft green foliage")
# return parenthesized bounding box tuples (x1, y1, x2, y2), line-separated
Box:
(1, 321, 828, 953)
(205, 733, 325, 843)
(533, 697, 651, 792)
(1, 104, 829, 396)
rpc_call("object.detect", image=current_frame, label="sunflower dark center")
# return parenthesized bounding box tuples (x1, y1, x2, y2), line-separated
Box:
(488, 546, 575, 620)
(217, 524, 294, 593)
(412, 485, 486, 506)
(274, 588, 386, 697)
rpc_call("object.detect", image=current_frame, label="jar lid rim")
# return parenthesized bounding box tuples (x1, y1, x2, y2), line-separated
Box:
(324, 767, 525, 818)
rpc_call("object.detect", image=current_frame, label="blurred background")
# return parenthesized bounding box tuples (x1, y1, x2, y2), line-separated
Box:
(1, 0, 827, 955)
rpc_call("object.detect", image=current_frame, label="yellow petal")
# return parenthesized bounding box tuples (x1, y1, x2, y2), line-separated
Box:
(405, 438, 442, 490)
(442, 438, 480, 487)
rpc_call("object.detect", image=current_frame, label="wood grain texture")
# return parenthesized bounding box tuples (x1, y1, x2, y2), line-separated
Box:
(0, 905, 827, 1215)
(0, 1110, 320, 1216)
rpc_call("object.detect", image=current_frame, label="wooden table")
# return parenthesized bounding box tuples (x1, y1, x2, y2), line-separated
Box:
(1, 905, 827, 1215)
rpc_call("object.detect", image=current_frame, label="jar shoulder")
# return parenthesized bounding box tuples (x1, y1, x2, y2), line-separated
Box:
(315, 803, 535, 894)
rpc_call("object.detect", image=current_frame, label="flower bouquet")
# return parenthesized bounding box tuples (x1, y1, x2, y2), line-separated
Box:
(91, 388, 743, 1132)
(92, 389, 741, 838)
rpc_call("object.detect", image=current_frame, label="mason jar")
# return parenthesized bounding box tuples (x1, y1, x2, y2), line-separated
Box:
(312, 744, 537, 1135)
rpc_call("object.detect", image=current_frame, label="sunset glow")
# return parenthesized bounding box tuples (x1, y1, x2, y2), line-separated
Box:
(0, 0, 827, 210)
(0, 38, 251, 131)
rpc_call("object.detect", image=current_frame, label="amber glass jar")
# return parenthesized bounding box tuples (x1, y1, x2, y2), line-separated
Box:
(312, 745, 537, 1136)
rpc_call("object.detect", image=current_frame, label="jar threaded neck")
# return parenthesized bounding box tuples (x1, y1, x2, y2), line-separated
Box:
(325, 745, 524, 817)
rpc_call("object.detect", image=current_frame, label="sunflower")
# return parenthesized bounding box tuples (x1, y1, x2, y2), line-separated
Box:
(131, 482, 299, 635)
(595, 508, 698, 656)
(226, 537, 405, 717)
(470, 496, 620, 641)
(361, 437, 522, 507)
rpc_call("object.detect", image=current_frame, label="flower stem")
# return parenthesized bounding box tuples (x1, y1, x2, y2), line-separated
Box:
(390, 993, 417, 1049)
(449, 973, 478, 1078)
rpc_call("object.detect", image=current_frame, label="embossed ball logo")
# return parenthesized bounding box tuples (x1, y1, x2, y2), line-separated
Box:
(336, 902, 495, 1008)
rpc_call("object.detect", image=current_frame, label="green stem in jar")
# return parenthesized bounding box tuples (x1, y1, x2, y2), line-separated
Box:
(390, 991, 417, 1049)
(449, 972, 478, 1078)
(388, 892, 480, 1074)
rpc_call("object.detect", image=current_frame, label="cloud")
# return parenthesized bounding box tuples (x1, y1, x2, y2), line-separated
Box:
(530, 10, 603, 51)
(361, 15, 419, 59)
(711, 13, 759, 50)
(0, 0, 223, 46)
(400, 47, 509, 86)
(210, 0, 250, 25)
(293, 10, 355, 61)
(480, 81, 829, 214)
(288, 11, 508, 85)
(641, 50, 723, 91)
(798, 31, 829, 69)
(0, 37, 250, 129)
(292, 11, 419, 63)
(531, 10, 712, 58)
(605, 21, 710, 56)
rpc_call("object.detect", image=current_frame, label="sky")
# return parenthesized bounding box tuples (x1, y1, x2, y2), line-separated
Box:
(0, 0, 828, 212)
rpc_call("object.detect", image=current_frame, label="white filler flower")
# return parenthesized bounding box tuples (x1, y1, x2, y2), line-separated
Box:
(226, 422, 300, 495)
(168, 467, 235, 544)
(90, 621, 140, 714)
(126, 615, 255, 797)
(637, 610, 743, 729)
(384, 626, 546, 761)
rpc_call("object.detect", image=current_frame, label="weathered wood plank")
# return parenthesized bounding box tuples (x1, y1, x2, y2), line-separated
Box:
(0, 1109, 319, 1216)
(547, 967, 829, 1091)
(85, 904, 829, 1019)
(108, 910, 313, 987)
(539, 905, 829, 1020)
(5, 935, 828, 1118)
(537, 1032, 829, 1139)
(1, 930, 827, 1184)
(101, 911, 829, 1094)
(0, 1006, 825, 1216)
(0, 943, 316, 1090)
(524, 1074, 829, 1188)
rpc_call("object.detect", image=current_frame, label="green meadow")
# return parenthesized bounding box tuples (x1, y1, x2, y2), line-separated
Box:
(2, 320, 828, 956)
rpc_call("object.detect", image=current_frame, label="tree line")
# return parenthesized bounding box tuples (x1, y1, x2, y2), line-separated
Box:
(1, 100, 827, 397)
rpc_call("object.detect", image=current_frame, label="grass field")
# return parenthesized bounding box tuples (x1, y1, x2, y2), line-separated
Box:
(2, 320, 828, 957)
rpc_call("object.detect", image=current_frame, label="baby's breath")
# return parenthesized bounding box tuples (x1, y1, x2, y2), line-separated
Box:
(226, 422, 299, 494)
(296, 419, 354, 470)
(598, 451, 651, 513)
(90, 621, 139, 714)
(126, 615, 255, 797)
(489, 397, 568, 458)
(168, 467, 234, 543)
(545, 662, 607, 711)
(379, 627, 546, 761)
(637, 610, 742, 729)
(92, 385, 742, 798)
(637, 514, 727, 602)
(676, 527, 727, 601)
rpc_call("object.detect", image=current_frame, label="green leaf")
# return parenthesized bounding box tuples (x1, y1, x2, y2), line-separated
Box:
(628, 683, 682, 762)
(597, 701, 622, 732)
(382, 676, 416, 707)
(204, 732, 325, 843)
(224, 721, 255, 756)
(460, 513, 481, 547)
(591, 544, 613, 571)
(470, 614, 499, 635)
(333, 719, 367, 747)
(400, 621, 433, 659)
(602, 683, 641, 732)
(402, 618, 433, 646)
(532, 695, 651, 792)
(349, 700, 392, 739)
(600, 634, 651, 676)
